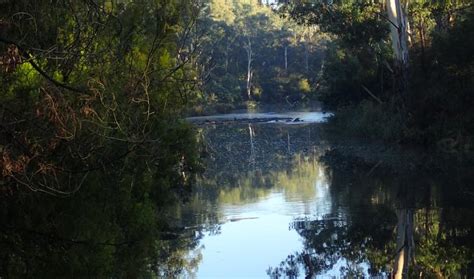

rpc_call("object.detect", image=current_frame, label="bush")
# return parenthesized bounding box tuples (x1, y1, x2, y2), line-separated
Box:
(329, 100, 405, 142)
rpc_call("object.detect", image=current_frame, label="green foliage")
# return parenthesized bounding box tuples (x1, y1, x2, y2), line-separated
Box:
(298, 78, 311, 93)
(0, 122, 202, 276)
(269, 149, 474, 278)
(282, 0, 474, 147)
(281, 0, 389, 47)
(0, 0, 204, 277)
(329, 100, 405, 141)
(402, 6, 474, 146)
(195, 0, 327, 110)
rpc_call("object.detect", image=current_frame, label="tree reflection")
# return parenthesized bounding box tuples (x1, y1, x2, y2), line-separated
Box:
(187, 123, 328, 216)
(0, 127, 205, 277)
(268, 150, 474, 278)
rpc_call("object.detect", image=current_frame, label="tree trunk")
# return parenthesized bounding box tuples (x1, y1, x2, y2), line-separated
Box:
(225, 43, 230, 72)
(393, 208, 414, 279)
(244, 38, 253, 100)
(304, 42, 309, 72)
(248, 124, 255, 165)
(287, 132, 291, 154)
(386, 0, 410, 94)
(418, 19, 427, 76)
(284, 45, 288, 71)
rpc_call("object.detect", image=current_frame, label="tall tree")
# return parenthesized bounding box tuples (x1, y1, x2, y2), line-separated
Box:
(386, 0, 410, 94)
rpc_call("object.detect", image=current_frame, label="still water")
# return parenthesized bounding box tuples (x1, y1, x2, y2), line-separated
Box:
(1, 112, 474, 278)
(178, 112, 474, 278)
(186, 111, 333, 124)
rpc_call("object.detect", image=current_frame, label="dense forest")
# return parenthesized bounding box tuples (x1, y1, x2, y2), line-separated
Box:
(1, 0, 474, 277)
(280, 0, 474, 147)
(192, 0, 326, 113)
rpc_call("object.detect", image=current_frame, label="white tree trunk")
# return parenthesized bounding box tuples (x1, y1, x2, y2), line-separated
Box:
(386, 0, 410, 96)
(386, 0, 409, 66)
(244, 38, 253, 100)
(248, 124, 255, 165)
(393, 208, 414, 279)
(284, 45, 288, 70)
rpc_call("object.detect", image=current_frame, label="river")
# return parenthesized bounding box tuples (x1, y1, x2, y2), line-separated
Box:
(176, 111, 474, 278)
(1, 111, 473, 278)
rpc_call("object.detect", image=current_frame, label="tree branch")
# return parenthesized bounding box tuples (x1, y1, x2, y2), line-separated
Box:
(0, 37, 87, 93)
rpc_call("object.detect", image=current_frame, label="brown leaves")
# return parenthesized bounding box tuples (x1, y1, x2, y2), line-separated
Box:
(0, 44, 22, 73)
(1, 151, 30, 177)
(36, 88, 80, 140)
(80, 104, 97, 118)
(36, 161, 57, 176)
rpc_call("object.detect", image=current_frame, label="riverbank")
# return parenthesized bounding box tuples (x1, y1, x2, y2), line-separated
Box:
(185, 101, 324, 117)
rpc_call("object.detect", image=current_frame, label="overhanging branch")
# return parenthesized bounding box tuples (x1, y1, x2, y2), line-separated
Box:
(0, 37, 87, 93)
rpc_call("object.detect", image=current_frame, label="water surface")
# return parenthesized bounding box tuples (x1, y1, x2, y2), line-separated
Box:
(187, 111, 333, 124)
(178, 114, 474, 278)
(2, 112, 473, 278)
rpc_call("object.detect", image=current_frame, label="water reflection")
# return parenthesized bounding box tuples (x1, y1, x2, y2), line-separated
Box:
(0, 174, 204, 278)
(181, 121, 474, 278)
(4, 117, 473, 277)
(192, 123, 330, 209)
(268, 150, 474, 278)
(180, 123, 333, 277)
(0, 131, 203, 278)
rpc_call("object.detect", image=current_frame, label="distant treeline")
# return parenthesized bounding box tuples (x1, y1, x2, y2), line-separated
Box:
(192, 0, 327, 113)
